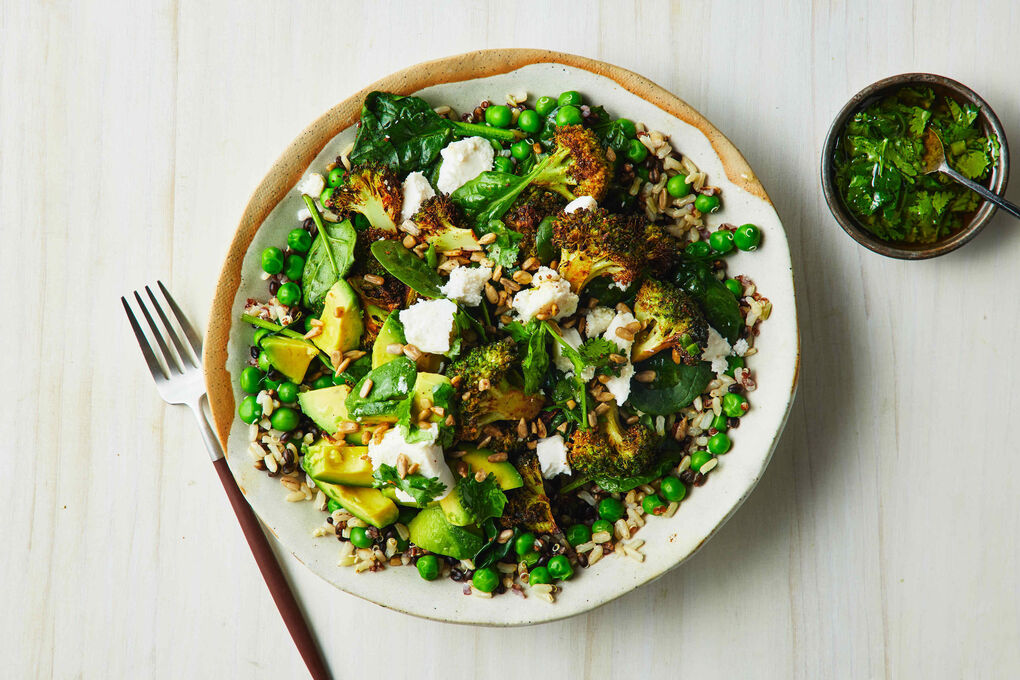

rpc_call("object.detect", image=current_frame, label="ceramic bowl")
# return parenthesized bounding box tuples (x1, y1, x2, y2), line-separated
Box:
(820, 73, 1010, 260)
(204, 49, 800, 625)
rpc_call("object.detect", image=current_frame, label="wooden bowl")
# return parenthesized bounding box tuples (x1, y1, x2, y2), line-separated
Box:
(204, 49, 800, 625)
(820, 73, 1010, 260)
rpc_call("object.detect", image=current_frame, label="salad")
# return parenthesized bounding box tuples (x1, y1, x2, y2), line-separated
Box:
(237, 88, 771, 602)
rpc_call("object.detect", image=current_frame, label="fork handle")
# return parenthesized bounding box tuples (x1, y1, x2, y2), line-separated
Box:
(212, 457, 332, 680)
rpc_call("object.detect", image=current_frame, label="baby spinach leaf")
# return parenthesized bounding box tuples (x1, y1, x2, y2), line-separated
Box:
(370, 240, 443, 298)
(588, 105, 630, 152)
(344, 356, 417, 420)
(592, 449, 684, 493)
(331, 355, 372, 387)
(301, 199, 357, 312)
(628, 355, 712, 415)
(350, 92, 453, 173)
(674, 257, 742, 343)
(449, 171, 522, 220)
(372, 465, 447, 506)
(472, 521, 518, 570)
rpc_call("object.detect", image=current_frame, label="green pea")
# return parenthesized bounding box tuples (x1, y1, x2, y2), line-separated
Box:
(685, 241, 713, 259)
(722, 392, 749, 418)
(517, 109, 541, 133)
(493, 156, 514, 174)
(566, 524, 591, 546)
(515, 532, 537, 557)
(472, 567, 499, 593)
(694, 193, 721, 214)
(239, 366, 262, 395)
(270, 407, 300, 432)
(534, 96, 556, 116)
(690, 450, 714, 472)
(277, 282, 301, 306)
(709, 229, 735, 254)
(287, 228, 312, 253)
(320, 186, 334, 206)
(327, 167, 345, 187)
(349, 525, 372, 548)
(598, 497, 625, 523)
(642, 493, 667, 516)
(734, 223, 761, 251)
(626, 138, 648, 163)
(547, 555, 574, 580)
(725, 278, 743, 296)
(256, 351, 272, 372)
(708, 432, 731, 455)
(591, 519, 613, 535)
(416, 554, 439, 581)
(312, 376, 333, 390)
(725, 355, 745, 377)
(276, 381, 298, 403)
(327, 499, 342, 514)
(528, 566, 552, 585)
(555, 105, 583, 126)
(261, 247, 284, 274)
(238, 395, 261, 424)
(666, 173, 694, 198)
(659, 476, 687, 503)
(253, 328, 271, 346)
(616, 118, 637, 139)
(485, 104, 512, 128)
(711, 413, 728, 432)
(520, 550, 540, 567)
(283, 254, 305, 281)
(510, 140, 532, 160)
(557, 91, 582, 107)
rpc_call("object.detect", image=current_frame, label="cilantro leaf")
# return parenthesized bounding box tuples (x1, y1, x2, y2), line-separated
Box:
(372, 464, 448, 506)
(455, 473, 507, 525)
(578, 337, 617, 369)
(483, 219, 523, 268)
(953, 150, 990, 180)
(931, 191, 952, 216)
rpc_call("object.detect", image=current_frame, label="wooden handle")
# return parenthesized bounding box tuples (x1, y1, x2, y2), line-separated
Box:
(213, 458, 332, 680)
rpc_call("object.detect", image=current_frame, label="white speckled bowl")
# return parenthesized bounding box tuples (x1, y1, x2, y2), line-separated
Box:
(205, 50, 800, 625)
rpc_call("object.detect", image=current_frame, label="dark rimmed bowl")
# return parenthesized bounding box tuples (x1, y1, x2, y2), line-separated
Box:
(821, 73, 1010, 260)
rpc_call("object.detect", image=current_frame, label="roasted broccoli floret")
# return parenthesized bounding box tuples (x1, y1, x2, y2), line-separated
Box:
(566, 402, 660, 478)
(504, 188, 566, 259)
(324, 163, 402, 232)
(643, 223, 681, 270)
(447, 339, 544, 441)
(531, 125, 611, 202)
(631, 278, 708, 363)
(411, 195, 483, 251)
(551, 207, 647, 293)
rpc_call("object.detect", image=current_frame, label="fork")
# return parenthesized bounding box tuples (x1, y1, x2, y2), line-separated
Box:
(122, 282, 330, 680)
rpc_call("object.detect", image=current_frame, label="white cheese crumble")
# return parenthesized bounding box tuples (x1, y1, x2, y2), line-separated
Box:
(297, 207, 311, 221)
(511, 266, 578, 321)
(552, 327, 594, 381)
(585, 306, 616, 338)
(563, 196, 598, 213)
(437, 137, 494, 194)
(536, 434, 572, 479)
(296, 173, 325, 198)
(604, 361, 635, 406)
(702, 327, 732, 375)
(732, 337, 749, 357)
(367, 427, 455, 502)
(439, 265, 492, 306)
(604, 310, 638, 354)
(602, 310, 639, 406)
(400, 171, 435, 222)
(399, 298, 458, 354)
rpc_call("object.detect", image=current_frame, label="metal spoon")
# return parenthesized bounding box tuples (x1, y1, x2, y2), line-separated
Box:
(922, 129, 1020, 219)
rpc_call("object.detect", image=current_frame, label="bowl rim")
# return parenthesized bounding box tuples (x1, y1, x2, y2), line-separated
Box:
(203, 48, 802, 624)
(820, 72, 1010, 260)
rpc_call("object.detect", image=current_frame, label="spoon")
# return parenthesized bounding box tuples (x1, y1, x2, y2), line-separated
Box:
(922, 128, 1020, 219)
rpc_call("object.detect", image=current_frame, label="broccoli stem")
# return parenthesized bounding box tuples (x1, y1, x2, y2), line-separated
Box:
(450, 120, 523, 143)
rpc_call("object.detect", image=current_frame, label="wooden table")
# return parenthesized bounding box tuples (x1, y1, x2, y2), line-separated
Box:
(6, 1, 1019, 677)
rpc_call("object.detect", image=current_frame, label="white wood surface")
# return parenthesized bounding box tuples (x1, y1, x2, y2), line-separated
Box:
(4, 1, 1019, 677)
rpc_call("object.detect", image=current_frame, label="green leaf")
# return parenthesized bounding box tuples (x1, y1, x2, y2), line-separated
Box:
(455, 473, 507, 525)
(484, 219, 523, 269)
(674, 257, 743, 343)
(592, 449, 684, 493)
(350, 92, 453, 173)
(369, 240, 443, 298)
(344, 356, 417, 420)
(472, 520, 518, 570)
(953, 150, 990, 179)
(301, 204, 357, 313)
(331, 354, 372, 387)
(372, 464, 448, 506)
(931, 191, 952, 216)
(449, 170, 529, 228)
(628, 355, 712, 415)
(588, 105, 630, 152)
(578, 337, 617, 371)
(517, 322, 549, 394)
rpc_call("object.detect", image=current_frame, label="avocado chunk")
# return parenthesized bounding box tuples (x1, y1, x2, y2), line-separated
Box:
(301, 441, 373, 487)
(313, 280, 364, 357)
(407, 503, 484, 559)
(371, 312, 406, 369)
(313, 481, 398, 528)
(459, 449, 524, 491)
(260, 336, 320, 383)
(412, 372, 453, 422)
(297, 384, 395, 431)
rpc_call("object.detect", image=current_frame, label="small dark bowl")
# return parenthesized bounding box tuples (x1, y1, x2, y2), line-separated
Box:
(821, 73, 1010, 259)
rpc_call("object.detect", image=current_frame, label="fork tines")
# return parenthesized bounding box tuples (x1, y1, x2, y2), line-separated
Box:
(121, 281, 203, 383)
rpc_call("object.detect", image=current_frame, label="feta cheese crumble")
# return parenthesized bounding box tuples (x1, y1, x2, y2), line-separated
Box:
(436, 137, 494, 194)
(604, 310, 638, 353)
(732, 337, 750, 357)
(367, 427, 455, 501)
(563, 196, 598, 213)
(400, 171, 435, 222)
(604, 361, 635, 406)
(296, 172, 325, 198)
(552, 327, 595, 381)
(399, 298, 458, 354)
(702, 327, 732, 375)
(602, 310, 639, 405)
(439, 264, 492, 306)
(536, 434, 572, 479)
(511, 267, 578, 321)
(585, 306, 616, 338)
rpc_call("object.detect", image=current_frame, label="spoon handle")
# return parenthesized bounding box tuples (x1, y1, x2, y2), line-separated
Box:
(941, 165, 1020, 219)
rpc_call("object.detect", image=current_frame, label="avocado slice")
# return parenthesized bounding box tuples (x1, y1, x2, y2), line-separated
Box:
(407, 503, 484, 559)
(297, 384, 395, 430)
(412, 372, 453, 421)
(261, 336, 320, 383)
(439, 448, 523, 526)
(301, 441, 373, 487)
(313, 280, 364, 357)
(371, 313, 407, 369)
(313, 481, 398, 528)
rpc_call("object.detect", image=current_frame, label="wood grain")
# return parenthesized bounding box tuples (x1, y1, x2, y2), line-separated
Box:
(3, 1, 1019, 678)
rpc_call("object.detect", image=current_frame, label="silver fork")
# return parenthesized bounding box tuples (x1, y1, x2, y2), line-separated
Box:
(122, 282, 330, 680)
